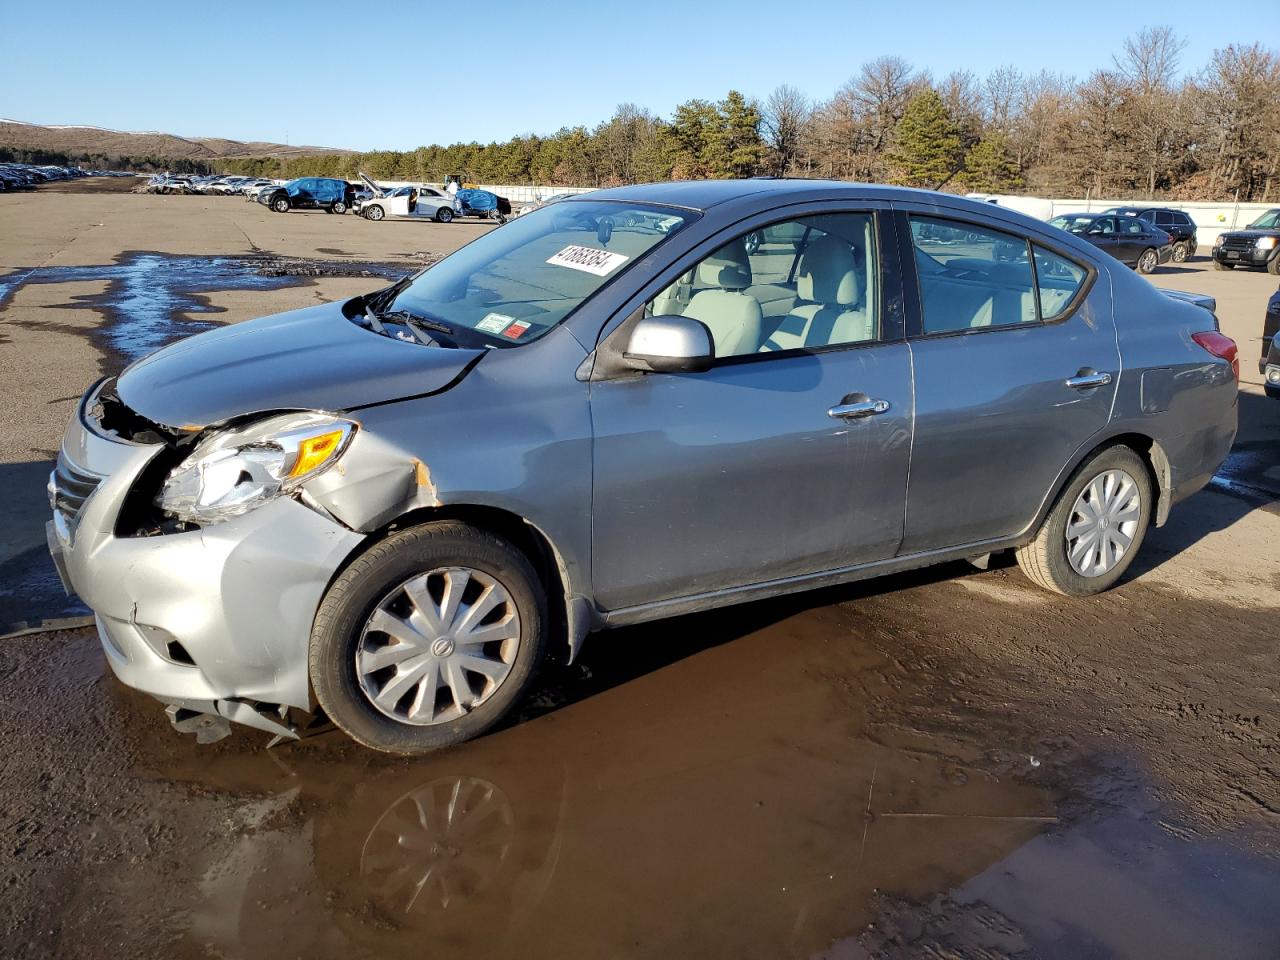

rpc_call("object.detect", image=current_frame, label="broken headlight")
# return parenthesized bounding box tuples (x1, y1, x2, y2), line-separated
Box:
(156, 412, 355, 524)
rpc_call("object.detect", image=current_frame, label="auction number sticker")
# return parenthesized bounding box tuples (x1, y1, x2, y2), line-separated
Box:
(476, 312, 514, 334)
(501, 320, 533, 340)
(547, 245, 629, 276)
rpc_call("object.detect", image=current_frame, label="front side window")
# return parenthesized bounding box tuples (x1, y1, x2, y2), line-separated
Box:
(645, 213, 880, 358)
(385, 201, 695, 346)
(909, 217, 1037, 332)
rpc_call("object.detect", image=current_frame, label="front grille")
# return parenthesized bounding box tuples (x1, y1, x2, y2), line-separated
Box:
(1220, 236, 1258, 252)
(49, 453, 103, 526)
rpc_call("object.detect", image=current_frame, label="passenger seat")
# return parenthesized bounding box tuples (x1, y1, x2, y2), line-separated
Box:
(761, 236, 868, 351)
(681, 241, 763, 357)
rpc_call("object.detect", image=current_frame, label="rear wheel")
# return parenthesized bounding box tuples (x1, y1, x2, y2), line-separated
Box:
(435, 207, 454, 223)
(1137, 248, 1158, 274)
(310, 522, 547, 754)
(1016, 446, 1152, 596)
(332, 200, 347, 215)
(271, 195, 290, 213)
(1171, 241, 1188, 263)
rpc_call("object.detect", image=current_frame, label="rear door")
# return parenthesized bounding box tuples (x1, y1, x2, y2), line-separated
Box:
(895, 208, 1118, 553)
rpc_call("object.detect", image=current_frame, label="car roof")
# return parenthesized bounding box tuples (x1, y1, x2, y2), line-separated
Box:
(578, 178, 1019, 213)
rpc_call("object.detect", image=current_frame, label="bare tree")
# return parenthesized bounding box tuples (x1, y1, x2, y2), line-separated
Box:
(761, 84, 812, 176)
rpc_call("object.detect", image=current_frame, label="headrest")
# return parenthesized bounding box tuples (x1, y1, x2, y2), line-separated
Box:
(696, 239, 752, 290)
(797, 235, 859, 306)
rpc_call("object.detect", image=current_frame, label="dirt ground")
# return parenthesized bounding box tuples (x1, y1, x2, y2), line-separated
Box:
(0, 184, 1277, 959)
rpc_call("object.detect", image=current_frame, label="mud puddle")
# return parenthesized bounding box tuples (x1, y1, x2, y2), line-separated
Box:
(6, 574, 1277, 960)
(0, 251, 415, 362)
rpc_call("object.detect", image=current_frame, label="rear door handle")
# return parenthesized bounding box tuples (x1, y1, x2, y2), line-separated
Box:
(1065, 371, 1112, 390)
(828, 398, 890, 420)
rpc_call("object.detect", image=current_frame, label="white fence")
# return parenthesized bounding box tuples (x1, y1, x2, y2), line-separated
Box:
(968, 193, 1275, 244)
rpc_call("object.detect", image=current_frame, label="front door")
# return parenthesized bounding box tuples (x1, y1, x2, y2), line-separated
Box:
(589, 210, 913, 612)
(897, 209, 1119, 553)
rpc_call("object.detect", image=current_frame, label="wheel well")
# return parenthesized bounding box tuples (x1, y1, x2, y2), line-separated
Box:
(325, 504, 574, 666)
(1077, 433, 1171, 526)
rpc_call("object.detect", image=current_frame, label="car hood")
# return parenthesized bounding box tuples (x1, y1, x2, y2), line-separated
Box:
(116, 300, 485, 428)
(1223, 229, 1280, 239)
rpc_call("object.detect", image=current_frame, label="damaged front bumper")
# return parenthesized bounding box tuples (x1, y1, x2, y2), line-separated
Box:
(48, 388, 364, 740)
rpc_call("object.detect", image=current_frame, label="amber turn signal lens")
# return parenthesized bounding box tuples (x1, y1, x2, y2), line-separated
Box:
(290, 430, 345, 477)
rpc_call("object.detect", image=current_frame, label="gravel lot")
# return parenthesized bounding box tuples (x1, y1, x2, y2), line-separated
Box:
(0, 184, 1277, 959)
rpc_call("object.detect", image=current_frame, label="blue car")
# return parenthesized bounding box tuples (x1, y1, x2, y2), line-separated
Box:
(259, 177, 354, 215)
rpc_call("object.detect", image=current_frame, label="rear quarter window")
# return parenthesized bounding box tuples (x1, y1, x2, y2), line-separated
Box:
(1033, 247, 1088, 320)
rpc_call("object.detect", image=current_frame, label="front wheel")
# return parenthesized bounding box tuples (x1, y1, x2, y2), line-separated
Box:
(1212, 259, 1232, 271)
(1268, 255, 1280, 276)
(1137, 248, 1158, 274)
(366, 204, 384, 221)
(310, 522, 548, 754)
(435, 207, 454, 223)
(271, 196, 290, 213)
(1016, 446, 1152, 596)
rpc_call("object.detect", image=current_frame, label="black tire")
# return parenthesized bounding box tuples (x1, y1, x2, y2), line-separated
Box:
(1171, 241, 1188, 263)
(1212, 259, 1232, 271)
(332, 200, 347, 215)
(1137, 248, 1158, 274)
(1016, 445, 1153, 597)
(271, 195, 290, 214)
(435, 206, 454, 223)
(1268, 255, 1280, 276)
(310, 521, 547, 754)
(366, 204, 384, 221)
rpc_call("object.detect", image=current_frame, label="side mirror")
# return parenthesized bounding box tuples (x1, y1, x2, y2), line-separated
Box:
(623, 315, 715, 374)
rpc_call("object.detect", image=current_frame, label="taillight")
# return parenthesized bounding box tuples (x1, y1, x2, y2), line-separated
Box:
(1191, 331, 1239, 382)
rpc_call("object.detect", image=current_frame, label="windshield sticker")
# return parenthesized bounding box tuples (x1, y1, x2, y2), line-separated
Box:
(546, 245, 630, 276)
(501, 320, 532, 340)
(476, 313, 514, 334)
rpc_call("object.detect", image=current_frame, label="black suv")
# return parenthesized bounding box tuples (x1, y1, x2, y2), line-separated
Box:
(1101, 207, 1198, 262)
(1213, 209, 1280, 275)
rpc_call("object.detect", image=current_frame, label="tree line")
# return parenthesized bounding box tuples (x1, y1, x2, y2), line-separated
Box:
(13, 30, 1277, 201)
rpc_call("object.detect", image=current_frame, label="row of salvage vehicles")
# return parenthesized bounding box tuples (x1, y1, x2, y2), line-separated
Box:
(255, 172, 509, 224)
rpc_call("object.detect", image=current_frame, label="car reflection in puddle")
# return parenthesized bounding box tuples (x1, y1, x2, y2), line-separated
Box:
(158, 604, 1066, 959)
(0, 252, 405, 361)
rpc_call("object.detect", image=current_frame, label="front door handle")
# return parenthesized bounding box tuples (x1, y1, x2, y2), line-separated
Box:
(828, 397, 891, 420)
(1065, 371, 1112, 390)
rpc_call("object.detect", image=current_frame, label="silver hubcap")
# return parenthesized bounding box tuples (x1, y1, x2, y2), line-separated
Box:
(357, 567, 521, 726)
(1141, 251, 1155, 270)
(1065, 469, 1142, 577)
(361, 776, 514, 913)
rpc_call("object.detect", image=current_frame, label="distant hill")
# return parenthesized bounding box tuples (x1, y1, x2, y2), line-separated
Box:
(0, 119, 350, 160)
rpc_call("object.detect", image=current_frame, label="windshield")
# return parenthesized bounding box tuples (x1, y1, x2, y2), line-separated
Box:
(1049, 215, 1097, 234)
(384, 200, 695, 345)
(1248, 210, 1280, 229)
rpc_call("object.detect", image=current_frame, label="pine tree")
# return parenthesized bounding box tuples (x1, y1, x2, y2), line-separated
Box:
(888, 89, 964, 189)
(961, 132, 1024, 192)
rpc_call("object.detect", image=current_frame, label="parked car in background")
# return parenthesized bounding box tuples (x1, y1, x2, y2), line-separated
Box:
(1262, 284, 1280, 398)
(354, 174, 461, 222)
(1212, 209, 1280, 274)
(49, 180, 1238, 754)
(1048, 213, 1172, 273)
(258, 177, 354, 214)
(1100, 207, 1198, 262)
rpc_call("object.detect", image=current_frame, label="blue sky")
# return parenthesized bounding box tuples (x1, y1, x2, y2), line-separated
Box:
(0, 0, 1268, 151)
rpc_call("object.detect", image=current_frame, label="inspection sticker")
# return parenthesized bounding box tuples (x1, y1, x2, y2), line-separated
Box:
(546, 244, 629, 276)
(501, 320, 533, 340)
(476, 312, 514, 334)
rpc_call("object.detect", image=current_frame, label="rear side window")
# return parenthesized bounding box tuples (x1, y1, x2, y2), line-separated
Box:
(909, 217, 1037, 333)
(1121, 218, 1145, 235)
(1177, 212, 1194, 226)
(1033, 247, 1088, 320)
